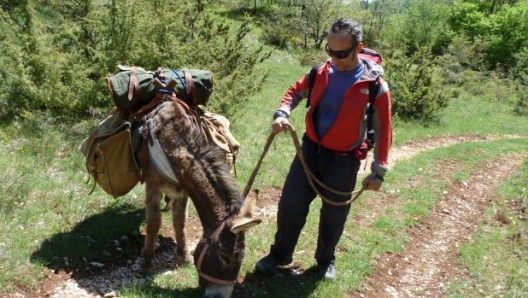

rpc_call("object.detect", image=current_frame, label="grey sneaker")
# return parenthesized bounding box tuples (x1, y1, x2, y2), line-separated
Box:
(255, 254, 291, 274)
(319, 263, 336, 280)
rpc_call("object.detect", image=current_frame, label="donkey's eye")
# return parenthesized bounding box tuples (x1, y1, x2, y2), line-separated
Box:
(219, 251, 233, 264)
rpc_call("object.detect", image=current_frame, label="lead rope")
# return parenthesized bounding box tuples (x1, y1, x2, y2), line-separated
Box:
(242, 132, 275, 198)
(243, 123, 364, 206)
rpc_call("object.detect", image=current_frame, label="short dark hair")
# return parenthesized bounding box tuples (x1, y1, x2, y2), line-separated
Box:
(329, 18, 363, 46)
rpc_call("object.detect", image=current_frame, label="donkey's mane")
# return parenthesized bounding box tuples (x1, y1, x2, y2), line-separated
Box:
(195, 135, 242, 214)
(155, 101, 242, 215)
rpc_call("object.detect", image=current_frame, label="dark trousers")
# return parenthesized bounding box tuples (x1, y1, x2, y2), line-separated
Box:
(270, 135, 361, 266)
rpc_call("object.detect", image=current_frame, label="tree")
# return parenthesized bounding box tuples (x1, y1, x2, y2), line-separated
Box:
(380, 0, 452, 55)
(484, 1, 528, 69)
(302, 0, 347, 49)
(448, 0, 528, 70)
(362, 0, 406, 46)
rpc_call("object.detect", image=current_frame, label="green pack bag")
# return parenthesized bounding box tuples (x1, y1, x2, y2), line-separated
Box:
(105, 66, 156, 117)
(153, 68, 215, 106)
(106, 66, 215, 116)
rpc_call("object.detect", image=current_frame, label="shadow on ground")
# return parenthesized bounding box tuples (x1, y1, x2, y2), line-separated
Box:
(233, 266, 323, 297)
(28, 199, 325, 297)
(28, 202, 210, 297)
(30, 202, 146, 278)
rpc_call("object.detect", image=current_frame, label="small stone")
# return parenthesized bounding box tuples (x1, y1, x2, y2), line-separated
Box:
(89, 262, 105, 269)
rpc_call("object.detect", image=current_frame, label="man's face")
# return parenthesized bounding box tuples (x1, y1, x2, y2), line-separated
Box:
(326, 31, 362, 71)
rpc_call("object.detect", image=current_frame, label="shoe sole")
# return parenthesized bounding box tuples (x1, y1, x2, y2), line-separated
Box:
(255, 261, 292, 274)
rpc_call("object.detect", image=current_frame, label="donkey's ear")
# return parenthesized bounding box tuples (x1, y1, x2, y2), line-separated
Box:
(238, 189, 259, 218)
(229, 189, 262, 234)
(229, 217, 262, 234)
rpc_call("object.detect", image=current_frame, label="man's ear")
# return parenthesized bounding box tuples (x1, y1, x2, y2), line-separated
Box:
(353, 42, 364, 62)
(357, 41, 364, 51)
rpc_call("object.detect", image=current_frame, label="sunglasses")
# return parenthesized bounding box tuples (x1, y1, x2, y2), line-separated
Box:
(325, 43, 356, 59)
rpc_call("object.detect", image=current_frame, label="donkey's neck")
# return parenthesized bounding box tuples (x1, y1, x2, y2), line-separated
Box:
(180, 161, 241, 237)
(187, 190, 238, 237)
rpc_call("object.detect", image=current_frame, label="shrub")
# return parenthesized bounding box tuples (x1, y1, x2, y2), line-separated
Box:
(298, 49, 328, 67)
(258, 4, 302, 49)
(0, 0, 270, 120)
(513, 74, 528, 116)
(385, 47, 452, 125)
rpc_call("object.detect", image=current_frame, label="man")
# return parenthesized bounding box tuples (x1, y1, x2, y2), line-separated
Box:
(255, 18, 392, 280)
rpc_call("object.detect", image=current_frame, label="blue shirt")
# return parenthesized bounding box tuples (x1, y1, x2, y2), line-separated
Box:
(314, 63, 364, 139)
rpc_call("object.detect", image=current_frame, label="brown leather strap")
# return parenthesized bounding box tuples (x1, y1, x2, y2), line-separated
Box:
(183, 68, 193, 94)
(183, 68, 198, 105)
(166, 79, 176, 89)
(152, 78, 166, 88)
(196, 239, 234, 286)
(129, 92, 168, 120)
(139, 118, 149, 184)
(196, 238, 209, 274)
(128, 70, 139, 102)
(194, 217, 235, 285)
(128, 69, 143, 115)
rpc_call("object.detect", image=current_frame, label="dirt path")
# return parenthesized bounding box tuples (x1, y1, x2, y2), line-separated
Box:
(18, 134, 526, 298)
(355, 154, 523, 298)
(361, 134, 523, 175)
(350, 134, 525, 297)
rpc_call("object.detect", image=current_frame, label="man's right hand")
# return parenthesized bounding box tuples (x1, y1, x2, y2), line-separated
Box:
(272, 117, 290, 134)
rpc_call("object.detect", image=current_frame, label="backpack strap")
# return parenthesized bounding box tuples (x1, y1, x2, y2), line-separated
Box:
(367, 76, 381, 130)
(360, 75, 382, 155)
(306, 63, 323, 108)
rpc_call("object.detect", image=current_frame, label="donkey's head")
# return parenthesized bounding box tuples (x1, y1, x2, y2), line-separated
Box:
(193, 190, 261, 298)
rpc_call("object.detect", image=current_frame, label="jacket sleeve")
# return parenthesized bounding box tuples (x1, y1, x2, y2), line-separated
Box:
(370, 78, 393, 180)
(276, 73, 311, 117)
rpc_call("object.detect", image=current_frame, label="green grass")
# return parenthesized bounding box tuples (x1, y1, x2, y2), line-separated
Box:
(1, 48, 528, 297)
(231, 55, 306, 189)
(0, 115, 145, 292)
(392, 91, 527, 145)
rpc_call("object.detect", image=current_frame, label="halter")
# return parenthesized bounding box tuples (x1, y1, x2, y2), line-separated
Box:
(195, 215, 237, 286)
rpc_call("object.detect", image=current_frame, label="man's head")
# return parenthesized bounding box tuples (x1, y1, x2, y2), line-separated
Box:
(326, 18, 363, 71)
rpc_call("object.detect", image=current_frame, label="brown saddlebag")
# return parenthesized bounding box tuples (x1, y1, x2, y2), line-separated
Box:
(79, 111, 140, 198)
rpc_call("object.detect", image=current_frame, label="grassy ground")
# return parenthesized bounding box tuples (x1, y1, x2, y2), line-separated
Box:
(0, 49, 527, 297)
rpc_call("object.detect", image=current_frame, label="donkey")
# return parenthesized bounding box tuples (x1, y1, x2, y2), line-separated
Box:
(137, 99, 261, 298)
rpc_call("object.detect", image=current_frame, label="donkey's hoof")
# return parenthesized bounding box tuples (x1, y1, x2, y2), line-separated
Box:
(141, 265, 153, 276)
(176, 254, 193, 266)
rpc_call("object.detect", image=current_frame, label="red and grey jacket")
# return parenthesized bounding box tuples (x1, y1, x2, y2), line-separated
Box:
(275, 58, 393, 179)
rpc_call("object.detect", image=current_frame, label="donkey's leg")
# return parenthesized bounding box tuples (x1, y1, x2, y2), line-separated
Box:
(142, 185, 163, 272)
(170, 191, 193, 265)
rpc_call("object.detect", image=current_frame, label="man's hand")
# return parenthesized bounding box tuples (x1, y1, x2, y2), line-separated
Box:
(272, 117, 290, 134)
(362, 176, 382, 191)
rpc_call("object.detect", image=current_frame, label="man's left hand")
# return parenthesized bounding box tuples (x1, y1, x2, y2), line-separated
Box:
(362, 176, 382, 191)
